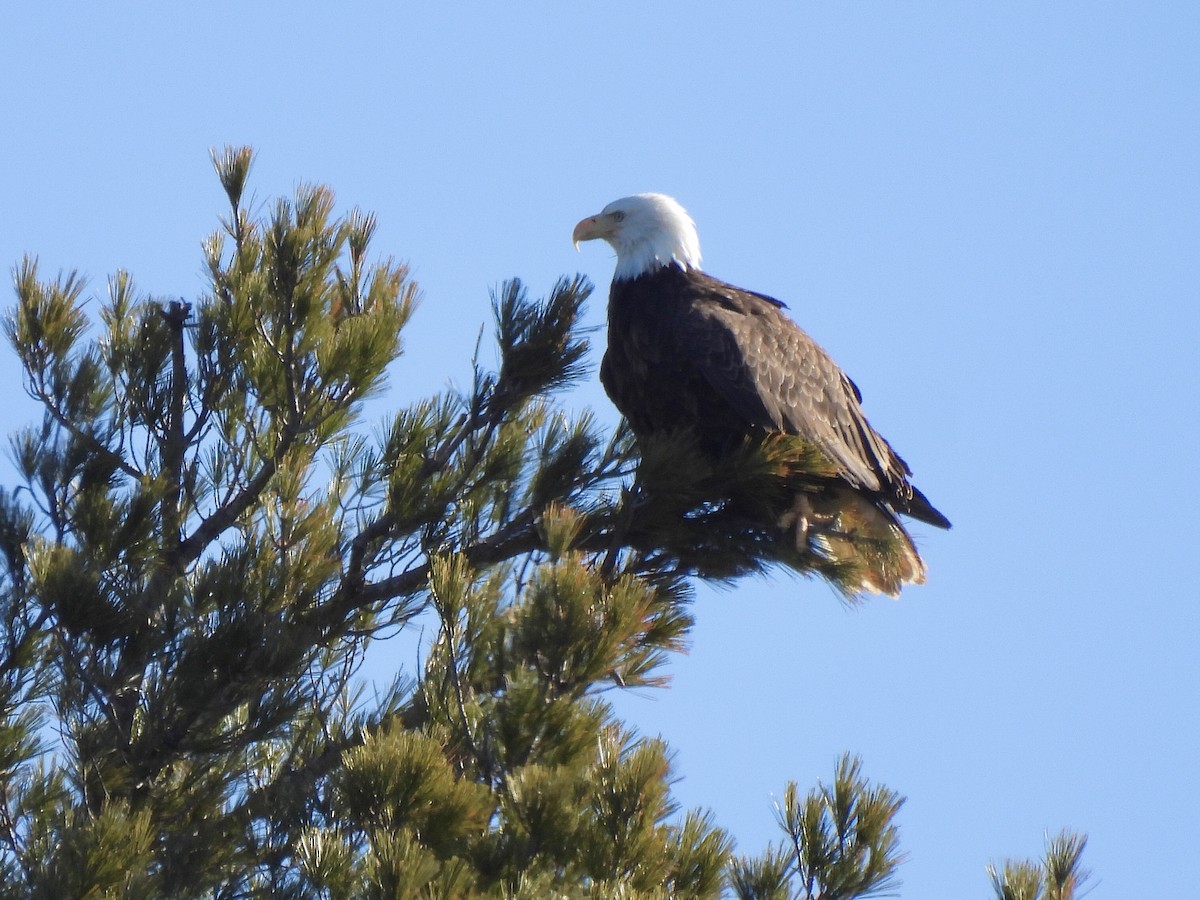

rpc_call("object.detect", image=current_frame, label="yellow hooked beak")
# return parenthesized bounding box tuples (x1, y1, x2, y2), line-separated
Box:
(572, 212, 616, 250)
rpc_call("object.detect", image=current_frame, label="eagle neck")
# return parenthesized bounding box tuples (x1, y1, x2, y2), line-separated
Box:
(611, 221, 702, 281)
(613, 259, 697, 285)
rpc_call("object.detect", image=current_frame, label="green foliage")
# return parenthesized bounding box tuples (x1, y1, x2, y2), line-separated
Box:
(987, 831, 1090, 900)
(23, 801, 156, 899)
(0, 149, 1086, 897)
(626, 432, 855, 586)
(729, 755, 903, 900)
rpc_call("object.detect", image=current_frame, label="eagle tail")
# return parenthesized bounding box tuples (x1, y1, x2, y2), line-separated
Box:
(783, 488, 927, 598)
(900, 484, 952, 530)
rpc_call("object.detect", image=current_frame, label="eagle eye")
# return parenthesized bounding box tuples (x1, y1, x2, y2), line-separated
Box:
(611, 211, 625, 222)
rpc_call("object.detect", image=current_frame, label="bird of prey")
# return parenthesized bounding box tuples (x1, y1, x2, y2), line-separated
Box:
(574, 193, 949, 596)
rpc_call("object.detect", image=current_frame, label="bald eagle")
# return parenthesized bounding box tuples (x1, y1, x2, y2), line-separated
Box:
(573, 193, 949, 596)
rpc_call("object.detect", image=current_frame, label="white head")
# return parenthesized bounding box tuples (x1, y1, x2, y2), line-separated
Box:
(572, 193, 702, 281)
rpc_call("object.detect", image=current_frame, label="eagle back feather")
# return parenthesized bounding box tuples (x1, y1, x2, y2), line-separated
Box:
(604, 268, 922, 505)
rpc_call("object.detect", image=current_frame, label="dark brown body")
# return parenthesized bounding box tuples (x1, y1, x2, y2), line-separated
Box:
(600, 266, 950, 530)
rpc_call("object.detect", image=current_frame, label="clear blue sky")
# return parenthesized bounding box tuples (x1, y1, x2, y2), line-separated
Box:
(3, 3, 1197, 896)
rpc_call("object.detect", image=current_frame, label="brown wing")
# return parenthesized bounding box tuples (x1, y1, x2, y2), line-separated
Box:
(678, 274, 914, 501)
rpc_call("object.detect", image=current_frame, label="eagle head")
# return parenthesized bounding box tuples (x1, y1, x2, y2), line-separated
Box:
(573, 193, 702, 282)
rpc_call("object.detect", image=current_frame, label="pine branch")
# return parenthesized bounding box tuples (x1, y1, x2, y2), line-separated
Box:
(356, 515, 542, 608)
(26, 400, 141, 482)
(157, 299, 192, 551)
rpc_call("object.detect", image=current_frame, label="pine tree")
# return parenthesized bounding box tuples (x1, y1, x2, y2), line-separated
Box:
(0, 148, 1086, 897)
(987, 832, 1090, 900)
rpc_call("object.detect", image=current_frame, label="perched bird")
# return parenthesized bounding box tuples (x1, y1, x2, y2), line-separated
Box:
(573, 193, 949, 596)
